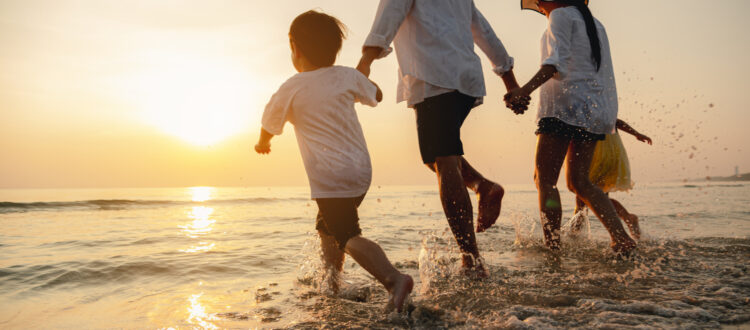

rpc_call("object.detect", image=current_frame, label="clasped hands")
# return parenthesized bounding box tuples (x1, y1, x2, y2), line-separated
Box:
(503, 87, 531, 115)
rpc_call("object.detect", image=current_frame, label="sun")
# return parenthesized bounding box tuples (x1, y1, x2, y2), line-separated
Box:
(126, 54, 258, 146)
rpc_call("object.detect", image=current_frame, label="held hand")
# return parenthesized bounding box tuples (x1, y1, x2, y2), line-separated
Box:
(255, 141, 271, 154)
(637, 134, 652, 145)
(357, 47, 381, 78)
(503, 88, 531, 115)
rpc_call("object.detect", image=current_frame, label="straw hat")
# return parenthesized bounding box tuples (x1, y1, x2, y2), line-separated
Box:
(521, 0, 589, 15)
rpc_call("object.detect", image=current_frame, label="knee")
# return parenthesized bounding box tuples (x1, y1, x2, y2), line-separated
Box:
(567, 174, 593, 195)
(424, 162, 436, 172)
(566, 179, 577, 193)
(534, 169, 556, 191)
(434, 156, 460, 173)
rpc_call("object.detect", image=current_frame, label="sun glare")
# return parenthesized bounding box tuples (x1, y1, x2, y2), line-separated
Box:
(189, 186, 214, 202)
(127, 54, 258, 146)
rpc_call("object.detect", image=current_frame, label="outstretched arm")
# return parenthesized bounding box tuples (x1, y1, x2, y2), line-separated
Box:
(357, 47, 382, 78)
(470, 2, 527, 112)
(255, 128, 274, 154)
(616, 119, 652, 145)
(358, 0, 413, 77)
(471, 2, 514, 79)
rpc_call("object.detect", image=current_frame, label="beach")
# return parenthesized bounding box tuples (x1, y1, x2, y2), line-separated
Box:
(1, 183, 748, 328)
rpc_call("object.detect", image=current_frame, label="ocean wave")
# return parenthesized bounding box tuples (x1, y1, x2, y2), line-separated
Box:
(1, 258, 249, 293)
(0, 197, 307, 214)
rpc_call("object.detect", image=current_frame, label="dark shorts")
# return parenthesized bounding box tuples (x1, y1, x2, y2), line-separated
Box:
(535, 117, 606, 142)
(315, 194, 366, 250)
(414, 91, 476, 164)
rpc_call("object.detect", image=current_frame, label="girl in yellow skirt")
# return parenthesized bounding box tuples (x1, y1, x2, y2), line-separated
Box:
(570, 119, 652, 240)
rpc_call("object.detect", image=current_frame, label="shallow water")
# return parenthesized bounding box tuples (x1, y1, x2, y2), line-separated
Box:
(0, 183, 748, 328)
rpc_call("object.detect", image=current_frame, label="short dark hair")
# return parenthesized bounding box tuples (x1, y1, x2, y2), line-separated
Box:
(289, 10, 346, 67)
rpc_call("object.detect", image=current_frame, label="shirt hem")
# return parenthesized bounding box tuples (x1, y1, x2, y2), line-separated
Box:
(310, 188, 370, 200)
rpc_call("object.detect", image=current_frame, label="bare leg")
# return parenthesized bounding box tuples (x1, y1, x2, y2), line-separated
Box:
(534, 134, 570, 250)
(610, 198, 641, 240)
(574, 196, 586, 214)
(566, 141, 636, 255)
(458, 158, 505, 233)
(569, 196, 588, 233)
(344, 236, 413, 312)
(430, 155, 487, 278)
(318, 230, 344, 293)
(425, 158, 504, 233)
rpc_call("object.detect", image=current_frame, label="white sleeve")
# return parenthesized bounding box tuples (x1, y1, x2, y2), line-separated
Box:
(362, 0, 414, 58)
(471, 1, 514, 76)
(541, 10, 573, 78)
(352, 69, 379, 107)
(260, 83, 294, 135)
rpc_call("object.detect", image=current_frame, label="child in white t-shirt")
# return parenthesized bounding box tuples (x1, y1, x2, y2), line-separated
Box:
(255, 10, 412, 312)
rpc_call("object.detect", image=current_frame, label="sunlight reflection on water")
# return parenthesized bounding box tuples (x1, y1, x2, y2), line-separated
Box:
(187, 293, 218, 329)
(180, 206, 216, 238)
(180, 190, 217, 252)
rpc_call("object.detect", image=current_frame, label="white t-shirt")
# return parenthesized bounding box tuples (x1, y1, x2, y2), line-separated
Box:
(261, 66, 378, 199)
(537, 6, 618, 135)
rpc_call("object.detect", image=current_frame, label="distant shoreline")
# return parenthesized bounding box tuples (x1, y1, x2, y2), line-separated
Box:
(705, 172, 750, 182)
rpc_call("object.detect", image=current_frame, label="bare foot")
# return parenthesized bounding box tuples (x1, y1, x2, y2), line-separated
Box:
(322, 268, 341, 295)
(461, 254, 489, 279)
(568, 211, 587, 234)
(623, 214, 641, 241)
(386, 274, 413, 313)
(611, 236, 636, 257)
(476, 181, 504, 233)
(461, 264, 489, 280)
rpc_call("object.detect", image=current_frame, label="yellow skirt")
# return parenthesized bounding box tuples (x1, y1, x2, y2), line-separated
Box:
(589, 132, 633, 192)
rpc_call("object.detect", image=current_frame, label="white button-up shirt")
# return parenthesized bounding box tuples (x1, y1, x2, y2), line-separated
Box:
(363, 0, 514, 107)
(537, 6, 618, 135)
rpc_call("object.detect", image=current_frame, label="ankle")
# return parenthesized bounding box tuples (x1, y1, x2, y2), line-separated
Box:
(461, 253, 482, 268)
(383, 272, 403, 291)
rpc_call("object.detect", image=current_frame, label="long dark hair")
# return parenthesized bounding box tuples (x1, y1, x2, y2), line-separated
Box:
(560, 0, 601, 71)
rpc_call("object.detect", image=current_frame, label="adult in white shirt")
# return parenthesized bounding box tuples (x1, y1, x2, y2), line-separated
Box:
(357, 0, 527, 278)
(505, 0, 636, 255)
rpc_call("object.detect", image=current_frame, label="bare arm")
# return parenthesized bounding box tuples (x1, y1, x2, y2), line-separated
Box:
(255, 128, 274, 154)
(357, 47, 382, 78)
(519, 65, 558, 95)
(501, 68, 521, 91)
(358, 0, 412, 77)
(616, 119, 652, 145)
(503, 65, 558, 114)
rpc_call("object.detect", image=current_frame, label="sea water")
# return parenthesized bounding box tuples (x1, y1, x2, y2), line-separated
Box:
(0, 183, 748, 328)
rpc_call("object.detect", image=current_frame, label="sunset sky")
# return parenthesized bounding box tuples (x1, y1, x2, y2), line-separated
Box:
(1, 0, 748, 188)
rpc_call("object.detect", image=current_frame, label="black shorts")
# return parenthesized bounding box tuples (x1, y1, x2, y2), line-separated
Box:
(414, 91, 476, 164)
(315, 194, 366, 250)
(535, 117, 606, 142)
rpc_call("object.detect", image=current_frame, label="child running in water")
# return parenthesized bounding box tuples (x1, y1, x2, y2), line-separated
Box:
(255, 10, 412, 312)
(506, 0, 637, 254)
(569, 119, 652, 240)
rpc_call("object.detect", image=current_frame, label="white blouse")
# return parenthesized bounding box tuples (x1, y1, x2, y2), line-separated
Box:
(537, 6, 618, 135)
(261, 66, 378, 199)
(364, 0, 514, 107)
